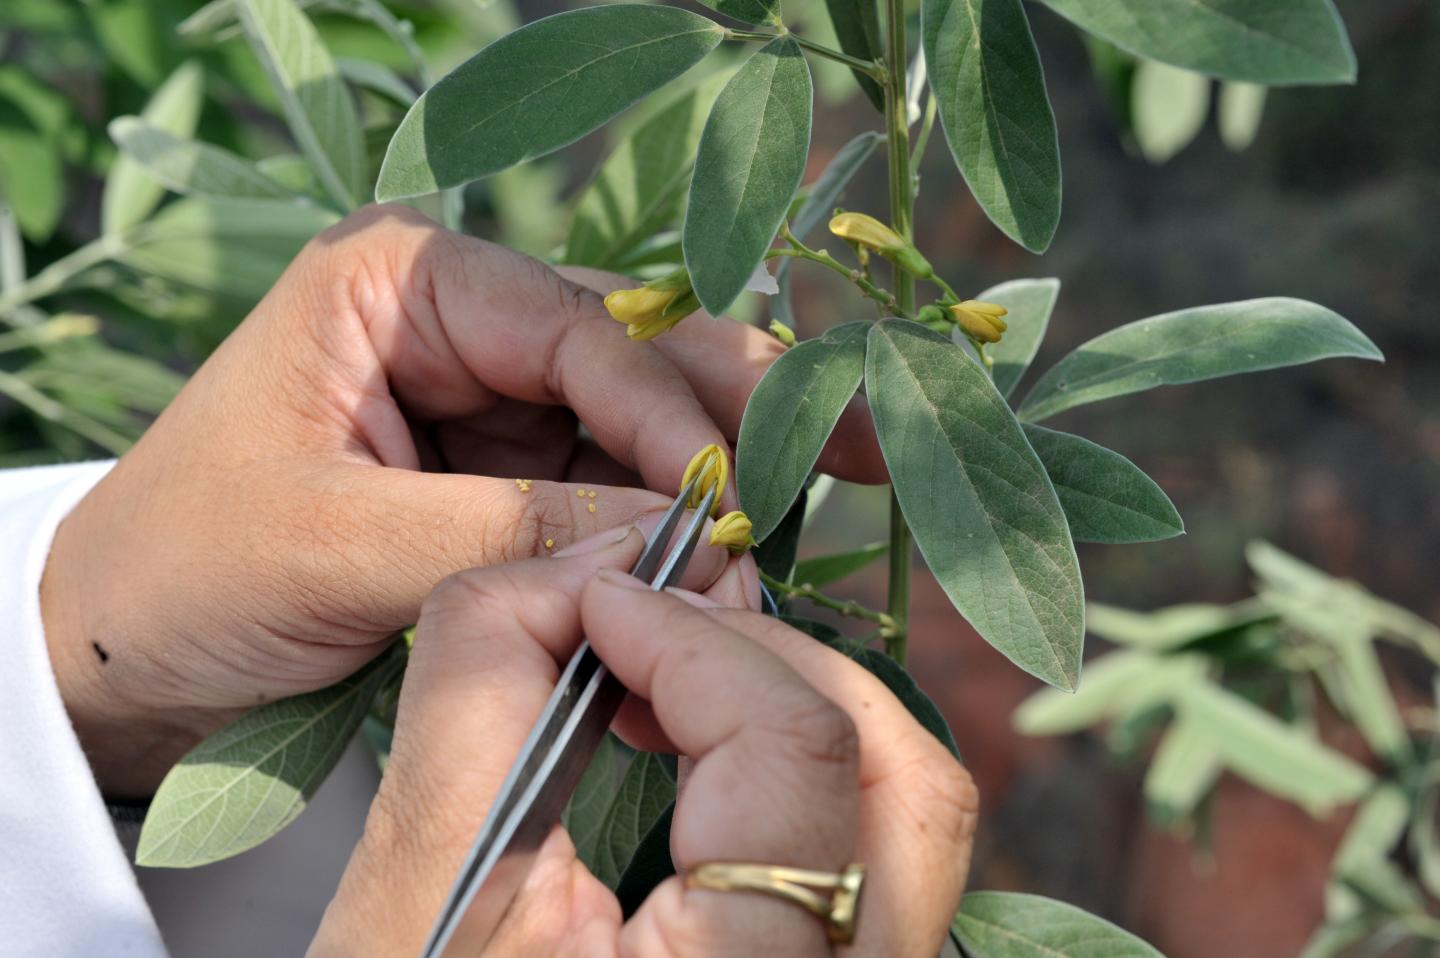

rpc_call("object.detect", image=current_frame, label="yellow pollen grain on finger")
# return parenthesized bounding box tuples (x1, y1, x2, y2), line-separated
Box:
(577, 489, 586, 498)
(588, 503, 596, 513)
(545, 538, 555, 549)
(588, 490, 597, 498)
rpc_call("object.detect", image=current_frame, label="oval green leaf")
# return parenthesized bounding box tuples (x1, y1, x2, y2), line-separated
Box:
(565, 72, 727, 270)
(377, 6, 723, 202)
(974, 277, 1059, 399)
(793, 542, 888, 590)
(922, 0, 1061, 253)
(866, 320, 1083, 690)
(952, 892, 1164, 958)
(137, 647, 404, 867)
(1132, 59, 1211, 164)
(591, 751, 677, 889)
(737, 321, 868, 542)
(1023, 423, 1182, 543)
(1144, 716, 1223, 828)
(1219, 82, 1267, 151)
(239, 0, 365, 210)
(684, 36, 812, 317)
(109, 117, 296, 200)
(102, 61, 204, 236)
(1037, 0, 1356, 85)
(1018, 297, 1382, 422)
(823, 0, 885, 110)
(696, 0, 781, 27)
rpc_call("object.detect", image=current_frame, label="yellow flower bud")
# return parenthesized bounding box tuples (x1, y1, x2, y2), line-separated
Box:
(827, 212, 934, 279)
(768, 319, 796, 347)
(680, 443, 728, 516)
(709, 510, 756, 555)
(949, 300, 1009, 344)
(603, 267, 699, 341)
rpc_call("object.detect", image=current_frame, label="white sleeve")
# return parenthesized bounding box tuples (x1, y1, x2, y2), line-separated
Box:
(0, 461, 168, 957)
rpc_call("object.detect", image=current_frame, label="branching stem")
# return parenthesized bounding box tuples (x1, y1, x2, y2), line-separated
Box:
(724, 29, 886, 80)
(760, 570, 898, 634)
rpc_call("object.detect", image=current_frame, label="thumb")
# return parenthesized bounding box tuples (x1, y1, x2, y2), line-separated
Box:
(287, 464, 729, 641)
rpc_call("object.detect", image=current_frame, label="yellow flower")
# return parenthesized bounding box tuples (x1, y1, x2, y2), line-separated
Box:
(768, 319, 796, 347)
(949, 300, 1009, 344)
(709, 510, 756, 555)
(827, 212, 934, 279)
(603, 267, 700, 341)
(680, 443, 728, 516)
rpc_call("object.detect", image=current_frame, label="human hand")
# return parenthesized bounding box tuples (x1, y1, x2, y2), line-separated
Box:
(38, 205, 885, 796)
(312, 526, 976, 957)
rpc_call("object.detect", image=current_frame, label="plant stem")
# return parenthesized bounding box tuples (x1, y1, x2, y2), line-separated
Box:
(760, 570, 897, 632)
(882, 0, 914, 663)
(767, 235, 903, 316)
(0, 235, 124, 326)
(724, 29, 886, 80)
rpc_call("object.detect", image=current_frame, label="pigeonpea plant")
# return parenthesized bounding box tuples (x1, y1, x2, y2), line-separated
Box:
(124, 0, 1382, 952)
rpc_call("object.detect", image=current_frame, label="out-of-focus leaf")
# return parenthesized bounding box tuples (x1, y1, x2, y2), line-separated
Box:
(239, 0, 366, 209)
(86, 0, 182, 86)
(615, 801, 675, 917)
(754, 486, 807, 585)
(563, 733, 620, 871)
(685, 36, 812, 317)
(1014, 650, 1205, 736)
(822, 0, 884, 110)
(565, 73, 726, 270)
(923, 0, 1061, 252)
(1176, 681, 1372, 815)
(1085, 599, 1276, 652)
(337, 57, 416, 105)
(103, 61, 205, 236)
(1037, 0, 1356, 84)
(1019, 298, 1382, 423)
(867, 320, 1083, 690)
(378, 7, 723, 201)
(0, 97, 63, 243)
(109, 118, 296, 201)
(1144, 716, 1222, 829)
(738, 322, 867, 542)
(793, 543, 887, 590)
(138, 645, 404, 867)
(976, 278, 1060, 399)
(120, 197, 339, 300)
(1023, 424, 1183, 544)
(1131, 59, 1210, 163)
(952, 892, 1164, 958)
(592, 751, 676, 889)
(1218, 82, 1267, 151)
(1326, 785, 1418, 918)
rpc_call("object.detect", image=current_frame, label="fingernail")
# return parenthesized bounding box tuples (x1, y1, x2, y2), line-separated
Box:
(595, 568, 650, 590)
(663, 587, 722, 609)
(553, 525, 638, 558)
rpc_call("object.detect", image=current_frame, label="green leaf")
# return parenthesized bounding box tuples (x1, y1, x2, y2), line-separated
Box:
(737, 321, 867, 541)
(238, 0, 366, 209)
(121, 197, 339, 300)
(615, 802, 676, 917)
(0, 96, 64, 243)
(1175, 681, 1372, 815)
(922, 0, 1061, 253)
(866, 320, 1083, 690)
(1022, 424, 1183, 544)
(696, 0, 781, 27)
(978, 278, 1059, 399)
(137, 646, 404, 867)
(684, 36, 812, 317)
(1219, 82, 1267, 151)
(1014, 650, 1205, 736)
(1036, 0, 1356, 85)
(754, 485, 807, 585)
(377, 7, 723, 202)
(102, 61, 205, 236)
(952, 892, 1164, 958)
(563, 733, 620, 870)
(565, 73, 726, 270)
(108, 118, 296, 201)
(1018, 298, 1382, 423)
(822, 0, 885, 110)
(793, 542, 888, 589)
(1144, 716, 1222, 829)
(336, 57, 417, 106)
(1328, 785, 1418, 915)
(1085, 598, 1275, 652)
(592, 751, 677, 889)
(773, 130, 882, 323)
(1131, 60, 1211, 164)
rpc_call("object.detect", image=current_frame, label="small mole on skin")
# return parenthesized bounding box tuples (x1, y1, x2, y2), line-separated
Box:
(91, 642, 109, 664)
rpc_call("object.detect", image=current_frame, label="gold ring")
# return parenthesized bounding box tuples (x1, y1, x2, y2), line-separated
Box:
(684, 862, 865, 943)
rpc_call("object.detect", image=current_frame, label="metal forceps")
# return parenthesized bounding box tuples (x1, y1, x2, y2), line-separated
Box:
(420, 477, 718, 956)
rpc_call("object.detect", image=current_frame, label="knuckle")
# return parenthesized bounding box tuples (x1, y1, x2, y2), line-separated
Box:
(775, 693, 860, 773)
(506, 482, 584, 561)
(895, 748, 980, 852)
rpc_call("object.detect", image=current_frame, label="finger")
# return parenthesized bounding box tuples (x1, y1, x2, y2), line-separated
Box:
(689, 609, 979, 956)
(307, 208, 737, 509)
(272, 464, 729, 640)
(555, 265, 888, 485)
(582, 574, 859, 956)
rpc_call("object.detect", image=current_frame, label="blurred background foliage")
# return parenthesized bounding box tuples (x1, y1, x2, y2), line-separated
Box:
(3, 1, 1438, 955)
